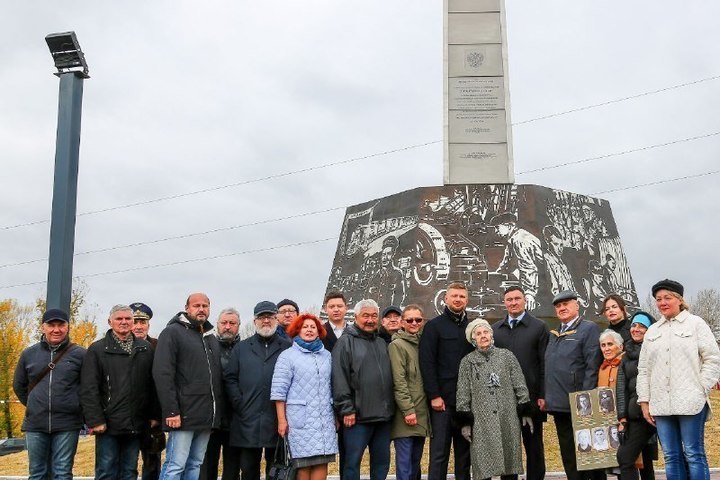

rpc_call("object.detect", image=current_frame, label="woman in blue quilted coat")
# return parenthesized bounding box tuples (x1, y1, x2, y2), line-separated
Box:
(271, 313, 338, 480)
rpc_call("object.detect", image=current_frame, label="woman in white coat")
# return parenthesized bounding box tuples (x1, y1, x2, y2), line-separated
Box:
(636, 279, 720, 480)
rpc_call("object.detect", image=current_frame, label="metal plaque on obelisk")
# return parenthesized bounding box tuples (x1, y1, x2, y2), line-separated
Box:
(444, 0, 514, 184)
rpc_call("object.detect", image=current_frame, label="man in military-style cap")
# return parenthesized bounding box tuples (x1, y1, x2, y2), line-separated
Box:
(130, 302, 164, 480)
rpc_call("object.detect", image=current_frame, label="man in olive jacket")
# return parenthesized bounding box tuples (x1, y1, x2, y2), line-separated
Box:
(81, 304, 160, 480)
(153, 293, 224, 480)
(333, 299, 394, 480)
(389, 304, 430, 480)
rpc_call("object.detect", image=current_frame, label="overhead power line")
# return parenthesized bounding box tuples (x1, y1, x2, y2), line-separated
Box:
(0, 237, 338, 290)
(592, 170, 720, 195)
(3, 73, 718, 232)
(512, 74, 720, 126)
(0, 141, 441, 231)
(516, 130, 720, 175)
(2, 129, 720, 270)
(0, 206, 346, 269)
(1, 166, 717, 289)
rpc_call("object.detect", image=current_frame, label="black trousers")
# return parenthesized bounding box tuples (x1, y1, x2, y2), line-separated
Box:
(238, 447, 276, 480)
(199, 430, 242, 480)
(428, 407, 471, 480)
(552, 412, 606, 480)
(521, 415, 546, 480)
(617, 420, 656, 480)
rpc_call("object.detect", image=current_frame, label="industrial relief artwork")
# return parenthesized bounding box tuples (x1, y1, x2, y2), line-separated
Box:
(326, 184, 639, 321)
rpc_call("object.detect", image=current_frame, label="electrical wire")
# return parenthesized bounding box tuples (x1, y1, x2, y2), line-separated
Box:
(3, 74, 718, 231)
(0, 237, 338, 289)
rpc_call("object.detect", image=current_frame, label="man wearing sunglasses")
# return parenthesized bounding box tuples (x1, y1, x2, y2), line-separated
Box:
(388, 305, 429, 480)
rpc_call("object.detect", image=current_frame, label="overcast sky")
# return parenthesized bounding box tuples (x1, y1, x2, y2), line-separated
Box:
(1, 1, 719, 335)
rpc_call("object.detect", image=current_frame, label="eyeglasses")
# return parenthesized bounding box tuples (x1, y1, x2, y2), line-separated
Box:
(256, 314, 276, 321)
(278, 309, 297, 315)
(404, 318, 423, 324)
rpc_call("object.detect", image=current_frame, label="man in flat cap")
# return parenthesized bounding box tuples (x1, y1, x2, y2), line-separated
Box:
(13, 308, 86, 480)
(225, 301, 291, 480)
(544, 290, 602, 480)
(276, 299, 299, 339)
(378, 305, 402, 344)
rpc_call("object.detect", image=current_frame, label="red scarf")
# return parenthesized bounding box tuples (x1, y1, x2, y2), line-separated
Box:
(600, 355, 623, 371)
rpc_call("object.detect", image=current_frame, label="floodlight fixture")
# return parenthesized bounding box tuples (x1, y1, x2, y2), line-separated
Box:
(45, 31, 89, 78)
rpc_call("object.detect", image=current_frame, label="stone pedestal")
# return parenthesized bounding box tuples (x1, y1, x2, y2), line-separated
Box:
(325, 184, 638, 322)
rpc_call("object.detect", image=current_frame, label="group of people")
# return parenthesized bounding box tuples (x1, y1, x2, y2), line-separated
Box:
(11, 278, 720, 480)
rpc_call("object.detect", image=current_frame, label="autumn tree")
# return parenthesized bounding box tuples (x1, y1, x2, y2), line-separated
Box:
(0, 299, 35, 437)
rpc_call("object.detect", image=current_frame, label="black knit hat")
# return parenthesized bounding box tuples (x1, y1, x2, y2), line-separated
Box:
(651, 279, 684, 298)
(277, 299, 299, 313)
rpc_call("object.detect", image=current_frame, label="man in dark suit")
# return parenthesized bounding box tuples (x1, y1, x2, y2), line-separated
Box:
(321, 291, 348, 352)
(492, 286, 549, 480)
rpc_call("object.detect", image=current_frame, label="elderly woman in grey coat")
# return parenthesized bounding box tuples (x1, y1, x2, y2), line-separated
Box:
(456, 318, 532, 480)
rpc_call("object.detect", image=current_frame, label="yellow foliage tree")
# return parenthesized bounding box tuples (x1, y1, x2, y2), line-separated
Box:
(0, 299, 35, 437)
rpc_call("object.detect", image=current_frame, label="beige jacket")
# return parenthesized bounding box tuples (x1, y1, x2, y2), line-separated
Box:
(636, 310, 720, 416)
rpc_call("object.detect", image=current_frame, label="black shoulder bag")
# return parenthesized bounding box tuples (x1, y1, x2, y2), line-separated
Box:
(268, 436, 296, 480)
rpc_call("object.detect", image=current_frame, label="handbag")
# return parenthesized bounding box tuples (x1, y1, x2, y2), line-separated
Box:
(268, 436, 295, 480)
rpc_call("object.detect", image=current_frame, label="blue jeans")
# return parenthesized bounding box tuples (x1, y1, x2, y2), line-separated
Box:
(342, 421, 391, 480)
(655, 404, 709, 480)
(159, 430, 212, 480)
(95, 433, 141, 480)
(25, 430, 80, 480)
(394, 436, 425, 480)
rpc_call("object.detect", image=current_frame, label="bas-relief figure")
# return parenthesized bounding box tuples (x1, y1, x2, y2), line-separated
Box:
(326, 184, 639, 322)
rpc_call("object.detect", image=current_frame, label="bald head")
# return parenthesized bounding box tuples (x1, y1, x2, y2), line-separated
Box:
(185, 293, 210, 322)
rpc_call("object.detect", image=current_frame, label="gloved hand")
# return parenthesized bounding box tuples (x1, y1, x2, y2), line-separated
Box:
(522, 416, 534, 434)
(461, 425, 472, 443)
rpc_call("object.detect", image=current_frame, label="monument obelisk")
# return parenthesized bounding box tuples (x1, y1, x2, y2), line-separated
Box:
(324, 1, 638, 321)
(444, 0, 514, 184)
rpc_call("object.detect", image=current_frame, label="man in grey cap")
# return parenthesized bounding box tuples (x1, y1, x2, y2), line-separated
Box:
(544, 290, 602, 480)
(224, 301, 291, 480)
(13, 308, 86, 480)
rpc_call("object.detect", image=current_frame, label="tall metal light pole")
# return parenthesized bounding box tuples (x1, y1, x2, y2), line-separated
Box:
(44, 31, 89, 313)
